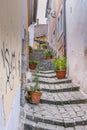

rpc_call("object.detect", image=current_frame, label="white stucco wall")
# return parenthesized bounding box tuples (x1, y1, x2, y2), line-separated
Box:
(5, 86, 20, 130)
(0, 0, 23, 129)
(66, 0, 87, 93)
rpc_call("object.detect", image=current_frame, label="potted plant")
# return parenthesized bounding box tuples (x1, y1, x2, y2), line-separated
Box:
(29, 45, 32, 53)
(29, 59, 38, 70)
(52, 57, 66, 79)
(44, 50, 53, 59)
(40, 43, 47, 49)
(25, 69, 42, 104)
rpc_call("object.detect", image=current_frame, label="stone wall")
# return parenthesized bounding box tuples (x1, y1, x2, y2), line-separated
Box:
(66, 0, 87, 93)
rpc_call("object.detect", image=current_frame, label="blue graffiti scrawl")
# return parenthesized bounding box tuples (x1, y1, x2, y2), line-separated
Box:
(1, 41, 18, 94)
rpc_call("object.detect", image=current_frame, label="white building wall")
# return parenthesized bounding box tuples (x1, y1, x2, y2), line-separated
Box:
(5, 86, 20, 130)
(37, 0, 47, 24)
(0, 0, 23, 129)
(66, 0, 87, 93)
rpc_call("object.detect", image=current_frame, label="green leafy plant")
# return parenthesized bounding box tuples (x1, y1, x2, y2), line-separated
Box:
(26, 69, 41, 92)
(29, 45, 33, 53)
(25, 69, 42, 104)
(29, 45, 32, 50)
(29, 59, 38, 65)
(40, 43, 47, 47)
(52, 57, 66, 71)
(44, 50, 53, 57)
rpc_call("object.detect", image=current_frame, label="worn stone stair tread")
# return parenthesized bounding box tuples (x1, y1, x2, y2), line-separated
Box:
(38, 77, 72, 84)
(39, 70, 55, 74)
(29, 49, 45, 62)
(24, 119, 65, 130)
(40, 91, 87, 105)
(24, 103, 87, 128)
(32, 72, 56, 78)
(38, 59, 54, 71)
(30, 70, 54, 74)
(39, 83, 80, 93)
(24, 123, 87, 130)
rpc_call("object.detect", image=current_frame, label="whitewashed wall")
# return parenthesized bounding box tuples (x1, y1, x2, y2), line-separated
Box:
(66, 0, 87, 93)
(5, 86, 20, 130)
(0, 0, 23, 129)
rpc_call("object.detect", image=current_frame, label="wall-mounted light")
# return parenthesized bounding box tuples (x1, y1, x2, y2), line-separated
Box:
(51, 11, 56, 18)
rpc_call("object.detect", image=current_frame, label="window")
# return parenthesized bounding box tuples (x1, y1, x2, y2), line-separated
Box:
(58, 7, 64, 39)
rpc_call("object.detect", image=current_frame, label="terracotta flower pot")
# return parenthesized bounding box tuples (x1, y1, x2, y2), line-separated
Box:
(56, 70, 66, 79)
(29, 64, 37, 70)
(28, 91, 42, 104)
(42, 46, 47, 49)
(46, 55, 53, 60)
(29, 48, 32, 53)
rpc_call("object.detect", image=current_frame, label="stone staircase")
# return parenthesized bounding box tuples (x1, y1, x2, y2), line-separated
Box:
(29, 49, 45, 61)
(29, 49, 54, 71)
(19, 70, 87, 130)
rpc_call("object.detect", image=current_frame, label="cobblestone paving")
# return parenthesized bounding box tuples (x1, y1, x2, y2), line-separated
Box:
(41, 91, 87, 104)
(39, 70, 55, 73)
(32, 72, 56, 78)
(36, 77, 72, 84)
(24, 103, 87, 129)
(19, 70, 87, 130)
(39, 83, 79, 92)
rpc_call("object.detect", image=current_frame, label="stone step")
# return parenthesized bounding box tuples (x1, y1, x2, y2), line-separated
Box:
(38, 60, 54, 71)
(24, 122, 87, 130)
(40, 91, 87, 105)
(24, 120, 87, 130)
(39, 70, 55, 74)
(24, 119, 65, 130)
(29, 49, 45, 62)
(38, 77, 72, 84)
(39, 83, 80, 93)
(24, 103, 87, 128)
(31, 70, 55, 74)
(32, 72, 56, 78)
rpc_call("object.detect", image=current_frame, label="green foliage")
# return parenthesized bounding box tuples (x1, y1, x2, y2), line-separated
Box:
(25, 94, 31, 101)
(52, 57, 66, 71)
(44, 50, 53, 57)
(29, 59, 38, 65)
(40, 43, 47, 47)
(29, 45, 32, 50)
(26, 69, 41, 92)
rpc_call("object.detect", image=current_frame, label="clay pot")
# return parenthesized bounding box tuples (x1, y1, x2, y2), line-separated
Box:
(56, 70, 66, 79)
(29, 64, 37, 70)
(28, 91, 42, 104)
(29, 48, 32, 53)
(42, 46, 47, 49)
(46, 56, 53, 60)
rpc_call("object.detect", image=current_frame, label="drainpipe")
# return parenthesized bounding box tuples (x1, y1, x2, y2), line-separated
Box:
(64, 0, 70, 78)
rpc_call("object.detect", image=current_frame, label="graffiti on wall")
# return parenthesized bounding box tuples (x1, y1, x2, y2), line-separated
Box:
(1, 41, 20, 94)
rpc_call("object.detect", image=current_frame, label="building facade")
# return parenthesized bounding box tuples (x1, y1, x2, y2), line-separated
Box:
(66, 0, 87, 93)
(47, 0, 87, 93)
(46, 0, 66, 57)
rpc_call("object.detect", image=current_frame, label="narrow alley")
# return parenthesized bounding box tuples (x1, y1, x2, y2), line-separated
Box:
(0, 0, 87, 130)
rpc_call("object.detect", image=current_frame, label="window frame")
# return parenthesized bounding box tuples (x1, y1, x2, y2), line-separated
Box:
(57, 5, 64, 40)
